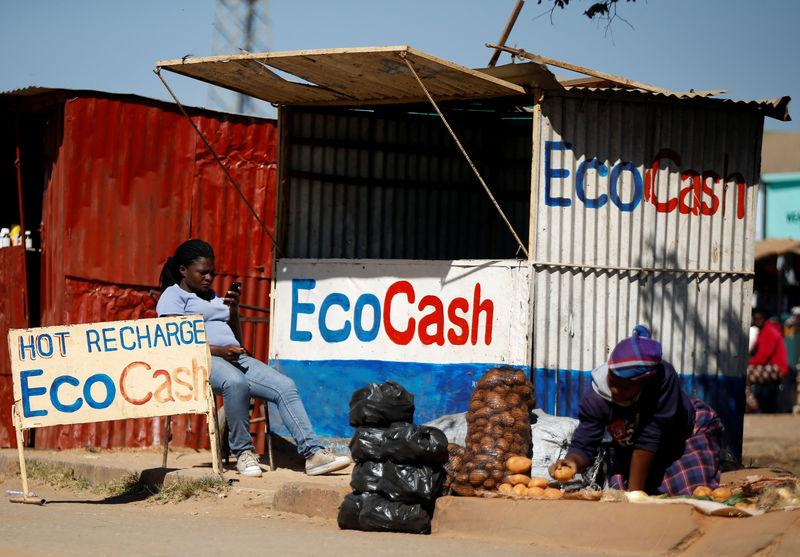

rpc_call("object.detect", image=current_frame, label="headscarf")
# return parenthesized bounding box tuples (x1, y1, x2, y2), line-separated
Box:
(607, 325, 662, 382)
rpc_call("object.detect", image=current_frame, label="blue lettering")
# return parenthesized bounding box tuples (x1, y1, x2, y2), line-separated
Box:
(192, 319, 206, 344)
(544, 141, 572, 207)
(101, 328, 118, 352)
(354, 294, 381, 342)
(18, 335, 36, 360)
(152, 324, 167, 348)
(53, 332, 70, 356)
(319, 293, 351, 343)
(86, 329, 101, 353)
(179, 320, 195, 344)
(165, 322, 180, 346)
(50, 375, 83, 413)
(291, 279, 315, 342)
(119, 326, 136, 350)
(83, 374, 115, 409)
(576, 158, 609, 209)
(136, 325, 151, 349)
(36, 334, 54, 358)
(20, 369, 47, 418)
(609, 162, 643, 212)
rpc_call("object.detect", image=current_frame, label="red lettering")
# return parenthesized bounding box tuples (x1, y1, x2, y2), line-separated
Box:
(383, 281, 415, 345)
(723, 154, 747, 219)
(700, 171, 721, 215)
(418, 295, 445, 346)
(644, 148, 679, 213)
(172, 366, 193, 402)
(447, 297, 470, 345)
(192, 358, 208, 400)
(152, 369, 175, 403)
(679, 170, 701, 215)
(471, 283, 493, 346)
(119, 361, 153, 405)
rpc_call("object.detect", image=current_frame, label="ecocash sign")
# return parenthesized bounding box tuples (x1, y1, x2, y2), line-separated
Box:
(290, 279, 495, 347)
(545, 141, 748, 219)
(14, 319, 208, 419)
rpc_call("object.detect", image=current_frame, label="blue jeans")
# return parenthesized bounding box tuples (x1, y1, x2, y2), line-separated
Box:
(209, 355, 325, 458)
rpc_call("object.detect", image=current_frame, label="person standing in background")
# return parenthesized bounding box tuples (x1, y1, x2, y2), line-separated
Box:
(748, 308, 789, 413)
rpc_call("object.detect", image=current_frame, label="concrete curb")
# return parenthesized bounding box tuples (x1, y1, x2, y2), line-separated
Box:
(3, 448, 800, 555)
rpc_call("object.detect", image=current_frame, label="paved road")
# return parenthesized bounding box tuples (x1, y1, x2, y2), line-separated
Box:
(0, 481, 605, 557)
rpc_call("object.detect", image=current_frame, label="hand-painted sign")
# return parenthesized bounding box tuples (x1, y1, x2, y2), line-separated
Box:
(8, 316, 212, 429)
(272, 259, 531, 365)
(269, 259, 531, 435)
(544, 141, 748, 219)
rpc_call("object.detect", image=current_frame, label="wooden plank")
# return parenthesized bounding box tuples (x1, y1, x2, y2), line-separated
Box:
(164, 60, 348, 104)
(477, 61, 563, 91)
(159, 46, 527, 106)
(488, 0, 526, 68)
(486, 43, 677, 95)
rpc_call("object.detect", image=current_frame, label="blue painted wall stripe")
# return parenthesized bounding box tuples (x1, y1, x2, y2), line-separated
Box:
(265, 359, 744, 460)
(534, 367, 745, 459)
(269, 359, 527, 439)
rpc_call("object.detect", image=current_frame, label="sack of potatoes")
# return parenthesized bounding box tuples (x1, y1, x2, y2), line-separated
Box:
(446, 366, 535, 496)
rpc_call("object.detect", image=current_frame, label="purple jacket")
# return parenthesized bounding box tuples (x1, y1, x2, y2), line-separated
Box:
(569, 360, 695, 470)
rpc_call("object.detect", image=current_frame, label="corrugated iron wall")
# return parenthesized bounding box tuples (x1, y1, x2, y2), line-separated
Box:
(531, 93, 762, 457)
(2, 93, 277, 450)
(280, 104, 532, 260)
(0, 246, 30, 446)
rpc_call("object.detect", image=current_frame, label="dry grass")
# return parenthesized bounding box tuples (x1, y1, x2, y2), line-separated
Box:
(20, 460, 230, 503)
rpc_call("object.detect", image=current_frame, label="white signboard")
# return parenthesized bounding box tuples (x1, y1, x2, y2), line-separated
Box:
(8, 316, 212, 429)
(270, 259, 531, 365)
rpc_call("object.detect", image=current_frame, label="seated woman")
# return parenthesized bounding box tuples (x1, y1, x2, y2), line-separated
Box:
(549, 325, 723, 495)
(157, 239, 350, 477)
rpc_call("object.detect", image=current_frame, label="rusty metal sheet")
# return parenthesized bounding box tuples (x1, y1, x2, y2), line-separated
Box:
(0, 92, 278, 450)
(0, 246, 29, 447)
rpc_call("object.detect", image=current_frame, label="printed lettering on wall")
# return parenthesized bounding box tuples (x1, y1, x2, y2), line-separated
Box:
(271, 260, 531, 366)
(544, 141, 748, 219)
(8, 316, 212, 429)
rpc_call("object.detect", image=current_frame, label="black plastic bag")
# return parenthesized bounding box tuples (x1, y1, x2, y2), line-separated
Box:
(358, 493, 432, 534)
(381, 423, 448, 464)
(349, 427, 387, 463)
(349, 380, 415, 427)
(337, 492, 378, 530)
(376, 462, 445, 504)
(350, 461, 384, 494)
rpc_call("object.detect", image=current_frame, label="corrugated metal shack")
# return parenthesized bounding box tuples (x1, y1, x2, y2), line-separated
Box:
(158, 46, 790, 459)
(0, 88, 277, 449)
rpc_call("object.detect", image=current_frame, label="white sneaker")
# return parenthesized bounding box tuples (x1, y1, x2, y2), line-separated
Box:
(236, 450, 263, 477)
(305, 449, 351, 476)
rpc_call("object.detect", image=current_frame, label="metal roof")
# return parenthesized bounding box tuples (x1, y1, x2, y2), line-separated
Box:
(157, 46, 536, 106)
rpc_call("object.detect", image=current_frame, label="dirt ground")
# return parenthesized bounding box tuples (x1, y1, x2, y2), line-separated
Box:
(740, 413, 800, 476)
(0, 414, 798, 557)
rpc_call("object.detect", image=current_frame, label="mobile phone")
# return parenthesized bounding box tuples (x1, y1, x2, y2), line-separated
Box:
(228, 282, 242, 294)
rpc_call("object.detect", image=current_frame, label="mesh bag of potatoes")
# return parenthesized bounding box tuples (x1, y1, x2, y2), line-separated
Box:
(447, 366, 535, 496)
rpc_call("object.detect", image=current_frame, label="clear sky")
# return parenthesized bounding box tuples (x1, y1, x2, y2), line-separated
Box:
(1, 0, 797, 131)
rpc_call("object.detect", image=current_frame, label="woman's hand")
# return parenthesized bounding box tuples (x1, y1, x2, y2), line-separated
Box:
(548, 454, 584, 479)
(222, 288, 240, 309)
(211, 344, 245, 363)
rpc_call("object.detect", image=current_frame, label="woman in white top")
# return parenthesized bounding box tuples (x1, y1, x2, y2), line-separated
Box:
(157, 239, 350, 477)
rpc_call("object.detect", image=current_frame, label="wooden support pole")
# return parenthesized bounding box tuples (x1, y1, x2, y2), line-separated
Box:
(486, 43, 675, 95)
(205, 346, 222, 476)
(488, 0, 525, 68)
(161, 416, 171, 468)
(12, 404, 38, 504)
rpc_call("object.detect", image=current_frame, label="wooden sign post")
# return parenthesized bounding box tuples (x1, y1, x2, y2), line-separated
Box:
(7, 315, 221, 503)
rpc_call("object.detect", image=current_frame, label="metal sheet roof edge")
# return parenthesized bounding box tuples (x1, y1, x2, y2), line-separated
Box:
(560, 86, 791, 122)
